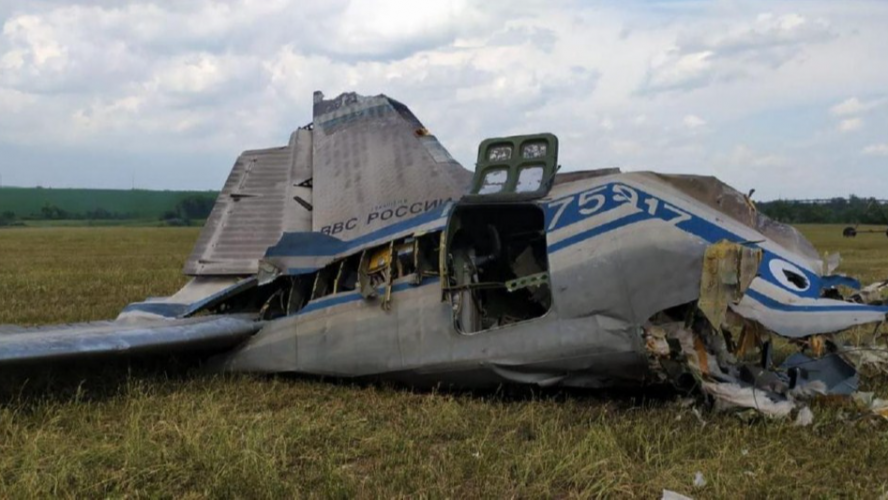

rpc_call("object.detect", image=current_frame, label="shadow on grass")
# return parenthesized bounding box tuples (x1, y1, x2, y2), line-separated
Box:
(0, 353, 693, 414)
(0, 353, 216, 406)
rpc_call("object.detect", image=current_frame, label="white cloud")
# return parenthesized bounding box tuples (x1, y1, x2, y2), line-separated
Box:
(150, 55, 226, 94)
(645, 49, 713, 91)
(830, 96, 886, 116)
(72, 96, 143, 130)
(324, 0, 488, 58)
(724, 144, 787, 167)
(609, 139, 642, 155)
(862, 144, 888, 156)
(0, 0, 886, 197)
(0, 87, 35, 112)
(683, 114, 706, 129)
(838, 117, 863, 132)
(641, 12, 834, 93)
(2, 14, 66, 67)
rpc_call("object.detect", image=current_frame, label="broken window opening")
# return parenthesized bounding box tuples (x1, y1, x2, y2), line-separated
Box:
(306, 253, 364, 302)
(487, 144, 512, 161)
(334, 254, 361, 294)
(445, 204, 552, 334)
(393, 238, 417, 279)
(783, 269, 809, 290)
(415, 232, 441, 283)
(286, 276, 313, 315)
(311, 264, 339, 301)
(768, 258, 811, 293)
(360, 242, 395, 309)
(521, 141, 547, 159)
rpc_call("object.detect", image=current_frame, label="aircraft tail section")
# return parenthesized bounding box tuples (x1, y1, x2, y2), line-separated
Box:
(183, 129, 314, 276)
(184, 90, 471, 276)
(310, 91, 471, 241)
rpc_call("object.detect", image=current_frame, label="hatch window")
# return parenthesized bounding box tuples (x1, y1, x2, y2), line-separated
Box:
(521, 141, 547, 159)
(479, 169, 509, 194)
(516, 166, 544, 193)
(488, 144, 512, 161)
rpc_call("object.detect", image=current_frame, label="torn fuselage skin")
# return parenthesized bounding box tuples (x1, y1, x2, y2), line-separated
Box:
(209, 173, 888, 409)
(138, 169, 888, 422)
(643, 239, 888, 418)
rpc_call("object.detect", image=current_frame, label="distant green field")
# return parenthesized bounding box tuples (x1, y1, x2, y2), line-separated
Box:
(0, 186, 218, 220)
(18, 218, 207, 228)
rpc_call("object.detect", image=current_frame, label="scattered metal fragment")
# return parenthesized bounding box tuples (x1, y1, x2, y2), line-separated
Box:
(852, 392, 888, 419)
(794, 406, 814, 427)
(693, 472, 707, 489)
(663, 490, 695, 500)
(701, 382, 795, 417)
(698, 241, 762, 331)
(855, 280, 888, 305)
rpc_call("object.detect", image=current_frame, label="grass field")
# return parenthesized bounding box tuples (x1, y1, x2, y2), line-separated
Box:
(1, 225, 888, 498)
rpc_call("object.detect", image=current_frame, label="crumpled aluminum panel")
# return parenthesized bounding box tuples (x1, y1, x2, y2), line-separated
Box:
(310, 91, 471, 241)
(651, 173, 822, 270)
(183, 129, 313, 276)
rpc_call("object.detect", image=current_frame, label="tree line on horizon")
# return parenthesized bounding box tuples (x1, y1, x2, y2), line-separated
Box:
(756, 196, 888, 225)
(0, 193, 217, 226)
(1, 193, 886, 227)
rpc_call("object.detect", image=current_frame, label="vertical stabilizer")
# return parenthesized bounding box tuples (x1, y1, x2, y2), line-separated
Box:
(185, 90, 470, 276)
(311, 91, 471, 241)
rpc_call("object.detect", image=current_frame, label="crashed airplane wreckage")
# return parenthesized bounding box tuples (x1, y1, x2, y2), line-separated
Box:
(2, 91, 888, 418)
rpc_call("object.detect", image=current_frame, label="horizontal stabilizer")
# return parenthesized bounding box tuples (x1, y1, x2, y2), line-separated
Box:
(0, 316, 261, 365)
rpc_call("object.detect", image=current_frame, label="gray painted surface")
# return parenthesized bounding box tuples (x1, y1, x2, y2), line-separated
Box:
(184, 129, 314, 276)
(185, 90, 471, 275)
(311, 92, 471, 241)
(0, 316, 262, 364)
(213, 170, 888, 384)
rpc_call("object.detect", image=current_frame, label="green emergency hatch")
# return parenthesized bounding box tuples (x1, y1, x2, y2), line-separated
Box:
(467, 133, 559, 201)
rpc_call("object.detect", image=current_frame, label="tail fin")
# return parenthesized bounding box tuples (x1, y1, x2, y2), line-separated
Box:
(310, 91, 471, 241)
(183, 128, 314, 276)
(184, 90, 471, 276)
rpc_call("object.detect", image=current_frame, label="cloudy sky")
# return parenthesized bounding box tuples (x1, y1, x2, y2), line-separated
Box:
(0, 0, 886, 199)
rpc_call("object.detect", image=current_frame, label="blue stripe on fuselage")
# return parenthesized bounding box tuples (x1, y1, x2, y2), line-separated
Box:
(266, 204, 451, 258)
(281, 181, 885, 317)
(543, 181, 841, 302)
(744, 289, 888, 313)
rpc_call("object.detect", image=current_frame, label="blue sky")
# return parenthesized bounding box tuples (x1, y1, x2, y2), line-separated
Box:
(0, 0, 886, 200)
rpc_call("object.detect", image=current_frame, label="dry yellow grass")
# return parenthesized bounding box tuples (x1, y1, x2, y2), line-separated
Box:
(0, 224, 887, 498)
(0, 227, 193, 326)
